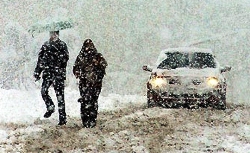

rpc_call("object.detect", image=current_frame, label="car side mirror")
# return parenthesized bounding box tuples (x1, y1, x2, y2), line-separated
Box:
(220, 66, 231, 73)
(142, 65, 152, 72)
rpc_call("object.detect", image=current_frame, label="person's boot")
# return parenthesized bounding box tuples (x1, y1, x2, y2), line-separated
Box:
(43, 110, 55, 118)
(58, 120, 67, 126)
(89, 120, 96, 128)
(78, 97, 84, 103)
(58, 113, 67, 126)
(44, 105, 55, 118)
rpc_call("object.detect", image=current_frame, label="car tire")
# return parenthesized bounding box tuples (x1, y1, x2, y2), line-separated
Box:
(207, 93, 226, 110)
(147, 100, 156, 108)
(214, 83, 227, 110)
(214, 91, 226, 110)
(147, 90, 160, 108)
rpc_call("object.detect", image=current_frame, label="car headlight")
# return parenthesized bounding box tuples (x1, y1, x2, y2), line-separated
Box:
(149, 77, 168, 89)
(207, 77, 219, 87)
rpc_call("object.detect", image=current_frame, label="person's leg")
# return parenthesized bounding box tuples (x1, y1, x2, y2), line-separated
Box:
(79, 79, 88, 98)
(53, 77, 67, 125)
(88, 85, 102, 127)
(79, 80, 96, 127)
(88, 102, 97, 128)
(93, 84, 102, 103)
(41, 77, 55, 118)
(80, 102, 91, 128)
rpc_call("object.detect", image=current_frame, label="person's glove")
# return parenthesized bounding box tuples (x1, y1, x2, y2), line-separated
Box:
(33, 72, 41, 81)
(74, 71, 80, 79)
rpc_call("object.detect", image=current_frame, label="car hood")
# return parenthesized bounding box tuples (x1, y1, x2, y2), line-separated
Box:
(153, 68, 220, 77)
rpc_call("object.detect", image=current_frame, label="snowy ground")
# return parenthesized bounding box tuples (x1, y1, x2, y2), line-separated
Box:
(0, 88, 249, 153)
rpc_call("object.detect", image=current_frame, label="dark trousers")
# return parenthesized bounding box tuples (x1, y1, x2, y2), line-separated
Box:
(79, 79, 102, 127)
(41, 75, 66, 121)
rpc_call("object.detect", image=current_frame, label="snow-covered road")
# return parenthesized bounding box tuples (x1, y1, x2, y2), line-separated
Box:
(0, 88, 249, 152)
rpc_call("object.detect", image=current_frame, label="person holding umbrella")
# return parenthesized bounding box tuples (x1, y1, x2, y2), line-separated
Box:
(73, 39, 107, 128)
(33, 30, 69, 126)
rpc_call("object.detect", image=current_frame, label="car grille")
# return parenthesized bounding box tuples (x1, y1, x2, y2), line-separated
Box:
(165, 76, 204, 86)
(169, 78, 181, 85)
(192, 79, 202, 85)
(161, 93, 212, 100)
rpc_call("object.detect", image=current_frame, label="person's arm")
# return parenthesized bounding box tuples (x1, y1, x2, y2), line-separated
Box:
(63, 44, 69, 65)
(33, 45, 46, 80)
(60, 42, 69, 68)
(73, 55, 81, 78)
(98, 53, 108, 70)
(94, 53, 107, 80)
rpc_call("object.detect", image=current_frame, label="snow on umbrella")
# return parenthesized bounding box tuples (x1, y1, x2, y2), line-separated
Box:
(28, 17, 74, 34)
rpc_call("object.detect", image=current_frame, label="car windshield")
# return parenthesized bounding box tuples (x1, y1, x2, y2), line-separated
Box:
(157, 52, 216, 69)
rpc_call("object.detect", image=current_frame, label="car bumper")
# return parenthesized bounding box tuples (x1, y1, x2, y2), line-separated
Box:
(161, 92, 219, 101)
(147, 90, 222, 104)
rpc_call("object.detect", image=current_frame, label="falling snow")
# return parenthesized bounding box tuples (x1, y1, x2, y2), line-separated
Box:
(0, 0, 250, 152)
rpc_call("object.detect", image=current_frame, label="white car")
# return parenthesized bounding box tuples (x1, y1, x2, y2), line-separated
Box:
(143, 47, 231, 109)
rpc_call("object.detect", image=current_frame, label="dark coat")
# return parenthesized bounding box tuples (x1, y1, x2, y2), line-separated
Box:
(73, 39, 107, 84)
(73, 39, 107, 128)
(34, 39, 69, 80)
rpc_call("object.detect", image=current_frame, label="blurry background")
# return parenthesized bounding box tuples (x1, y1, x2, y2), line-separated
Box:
(0, 0, 249, 104)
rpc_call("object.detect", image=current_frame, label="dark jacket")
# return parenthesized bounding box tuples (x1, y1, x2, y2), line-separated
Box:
(34, 39, 69, 80)
(73, 39, 107, 84)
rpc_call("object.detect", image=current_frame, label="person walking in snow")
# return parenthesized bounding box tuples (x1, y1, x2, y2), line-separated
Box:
(33, 31, 69, 126)
(73, 39, 107, 128)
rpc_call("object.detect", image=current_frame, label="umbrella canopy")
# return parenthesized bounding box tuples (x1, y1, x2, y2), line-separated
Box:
(28, 17, 74, 34)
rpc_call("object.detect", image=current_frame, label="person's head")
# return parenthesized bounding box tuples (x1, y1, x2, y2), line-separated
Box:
(49, 31, 59, 41)
(83, 39, 95, 49)
(82, 39, 96, 54)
